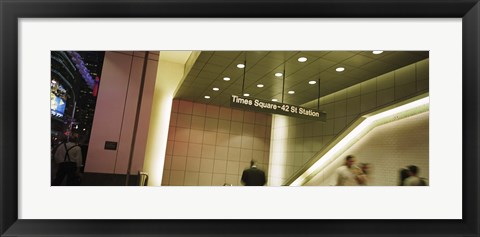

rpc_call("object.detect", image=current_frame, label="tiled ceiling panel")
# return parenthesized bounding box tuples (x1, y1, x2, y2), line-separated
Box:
(175, 51, 429, 108)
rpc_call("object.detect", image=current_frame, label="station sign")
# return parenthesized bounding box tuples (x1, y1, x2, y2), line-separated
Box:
(230, 95, 326, 121)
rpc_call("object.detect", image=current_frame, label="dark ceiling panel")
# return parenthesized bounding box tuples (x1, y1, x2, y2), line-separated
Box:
(379, 51, 426, 67)
(196, 52, 213, 63)
(343, 54, 377, 68)
(323, 51, 358, 63)
(174, 51, 428, 108)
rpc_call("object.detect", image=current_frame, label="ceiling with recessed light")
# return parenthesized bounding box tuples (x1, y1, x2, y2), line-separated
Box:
(175, 51, 428, 107)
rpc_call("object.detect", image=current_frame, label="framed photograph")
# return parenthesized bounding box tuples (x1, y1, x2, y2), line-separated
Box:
(1, 0, 479, 236)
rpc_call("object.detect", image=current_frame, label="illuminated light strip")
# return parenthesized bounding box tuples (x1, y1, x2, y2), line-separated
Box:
(291, 119, 372, 186)
(290, 96, 429, 186)
(267, 115, 286, 185)
(367, 97, 429, 121)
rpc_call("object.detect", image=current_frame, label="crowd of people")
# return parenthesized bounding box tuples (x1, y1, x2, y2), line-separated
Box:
(335, 155, 427, 186)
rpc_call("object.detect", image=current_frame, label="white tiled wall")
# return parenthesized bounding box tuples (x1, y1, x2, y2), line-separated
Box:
(163, 100, 272, 186)
(269, 59, 429, 184)
(305, 111, 429, 186)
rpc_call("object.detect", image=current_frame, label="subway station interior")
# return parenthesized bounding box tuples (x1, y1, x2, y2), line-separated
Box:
(51, 51, 429, 186)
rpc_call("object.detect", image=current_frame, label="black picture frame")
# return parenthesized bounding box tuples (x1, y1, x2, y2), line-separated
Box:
(1, 0, 479, 236)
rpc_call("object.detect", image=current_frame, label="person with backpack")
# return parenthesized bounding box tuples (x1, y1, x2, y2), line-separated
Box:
(52, 134, 83, 186)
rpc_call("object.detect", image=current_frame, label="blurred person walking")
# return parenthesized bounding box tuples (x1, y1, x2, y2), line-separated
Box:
(359, 163, 371, 186)
(404, 165, 428, 186)
(399, 168, 411, 186)
(335, 155, 366, 186)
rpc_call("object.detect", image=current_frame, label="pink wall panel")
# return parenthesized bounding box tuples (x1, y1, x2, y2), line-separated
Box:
(162, 99, 272, 186)
(85, 52, 132, 173)
(85, 52, 158, 174)
(114, 57, 144, 174)
(130, 59, 158, 174)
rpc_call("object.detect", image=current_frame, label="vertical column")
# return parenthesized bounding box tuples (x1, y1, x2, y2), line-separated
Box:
(84, 52, 158, 174)
(268, 114, 289, 186)
(143, 51, 200, 186)
(115, 52, 159, 174)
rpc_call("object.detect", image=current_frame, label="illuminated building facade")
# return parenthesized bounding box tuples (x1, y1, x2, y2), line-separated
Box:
(50, 51, 105, 144)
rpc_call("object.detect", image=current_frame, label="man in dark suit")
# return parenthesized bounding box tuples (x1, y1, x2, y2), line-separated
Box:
(241, 160, 267, 186)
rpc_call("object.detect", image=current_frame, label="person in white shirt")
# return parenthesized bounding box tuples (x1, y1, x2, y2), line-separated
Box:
(335, 155, 366, 186)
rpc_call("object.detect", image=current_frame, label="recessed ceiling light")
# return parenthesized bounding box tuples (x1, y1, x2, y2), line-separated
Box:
(288, 90, 295, 94)
(257, 84, 264, 88)
(336, 67, 345, 72)
(213, 87, 219, 91)
(298, 57, 307, 62)
(237, 64, 245, 69)
(243, 93, 250, 97)
(204, 95, 211, 99)
(275, 72, 283, 77)
(223, 77, 230, 81)
(272, 99, 278, 102)
(372, 51, 384, 54)
(308, 80, 317, 85)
